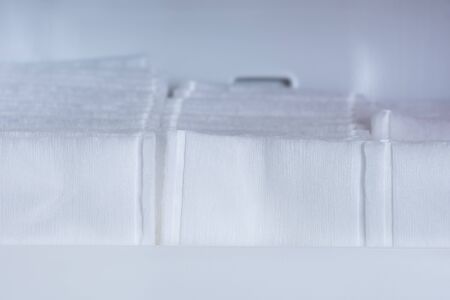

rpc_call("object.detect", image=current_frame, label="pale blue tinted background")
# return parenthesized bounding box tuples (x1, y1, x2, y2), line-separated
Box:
(1, 0, 450, 99)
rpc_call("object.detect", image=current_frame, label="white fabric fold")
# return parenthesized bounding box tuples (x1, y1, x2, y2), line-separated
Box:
(392, 142, 450, 247)
(372, 109, 450, 141)
(160, 131, 364, 246)
(363, 141, 393, 247)
(3, 67, 450, 247)
(0, 133, 140, 244)
(0, 57, 166, 245)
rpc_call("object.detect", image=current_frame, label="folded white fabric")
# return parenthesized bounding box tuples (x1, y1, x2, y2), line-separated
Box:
(363, 142, 393, 247)
(391, 142, 450, 247)
(160, 83, 450, 247)
(164, 83, 369, 138)
(363, 140, 450, 248)
(372, 109, 450, 141)
(0, 57, 166, 244)
(0, 134, 140, 244)
(369, 103, 450, 247)
(160, 131, 364, 246)
(159, 83, 369, 246)
(3, 64, 450, 247)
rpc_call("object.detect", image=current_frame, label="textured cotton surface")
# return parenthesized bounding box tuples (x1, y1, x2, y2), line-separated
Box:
(158, 84, 369, 246)
(0, 57, 165, 133)
(0, 134, 140, 244)
(392, 143, 450, 247)
(163, 132, 364, 246)
(2, 67, 450, 246)
(0, 57, 166, 245)
(165, 82, 370, 139)
(372, 109, 450, 141)
(156, 83, 450, 247)
(363, 142, 393, 247)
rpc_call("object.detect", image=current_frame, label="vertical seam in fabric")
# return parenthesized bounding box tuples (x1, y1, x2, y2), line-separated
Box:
(175, 131, 187, 245)
(172, 91, 187, 244)
(359, 142, 367, 247)
(154, 134, 164, 246)
(389, 142, 394, 247)
(386, 111, 393, 247)
(137, 79, 157, 245)
(136, 135, 145, 244)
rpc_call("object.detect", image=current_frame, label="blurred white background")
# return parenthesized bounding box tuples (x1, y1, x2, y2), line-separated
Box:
(1, 0, 450, 99)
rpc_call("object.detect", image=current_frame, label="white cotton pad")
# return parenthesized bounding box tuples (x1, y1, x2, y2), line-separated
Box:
(371, 110, 450, 142)
(157, 83, 371, 246)
(392, 142, 450, 247)
(0, 57, 166, 245)
(0, 133, 140, 244)
(368, 101, 450, 246)
(160, 131, 364, 246)
(166, 83, 369, 139)
(371, 99, 450, 141)
(362, 139, 450, 248)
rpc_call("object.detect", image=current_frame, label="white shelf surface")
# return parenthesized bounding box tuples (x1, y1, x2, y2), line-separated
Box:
(1, 247, 450, 300)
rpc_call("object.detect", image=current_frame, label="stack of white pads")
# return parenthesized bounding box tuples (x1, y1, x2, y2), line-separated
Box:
(1, 57, 449, 247)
